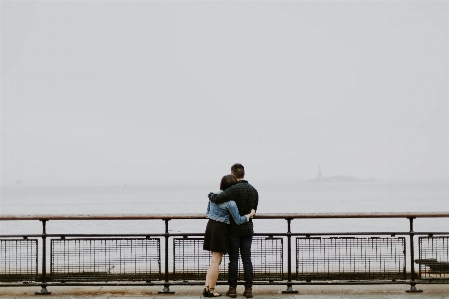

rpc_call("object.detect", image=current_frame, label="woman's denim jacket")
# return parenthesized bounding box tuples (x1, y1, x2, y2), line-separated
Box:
(206, 191, 249, 225)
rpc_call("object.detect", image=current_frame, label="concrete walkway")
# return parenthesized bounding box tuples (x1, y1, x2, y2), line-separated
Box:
(0, 284, 448, 298)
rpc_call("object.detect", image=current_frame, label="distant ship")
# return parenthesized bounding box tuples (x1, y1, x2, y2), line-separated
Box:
(308, 164, 376, 182)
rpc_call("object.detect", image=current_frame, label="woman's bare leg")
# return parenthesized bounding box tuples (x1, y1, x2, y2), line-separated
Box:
(205, 254, 210, 295)
(205, 268, 209, 293)
(206, 252, 223, 295)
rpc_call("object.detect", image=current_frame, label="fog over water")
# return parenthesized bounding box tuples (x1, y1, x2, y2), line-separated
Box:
(1, 0, 448, 215)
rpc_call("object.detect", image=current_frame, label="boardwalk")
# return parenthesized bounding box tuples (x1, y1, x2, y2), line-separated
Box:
(1, 284, 448, 298)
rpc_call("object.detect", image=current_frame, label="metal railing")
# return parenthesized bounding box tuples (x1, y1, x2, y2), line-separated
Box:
(1, 212, 449, 295)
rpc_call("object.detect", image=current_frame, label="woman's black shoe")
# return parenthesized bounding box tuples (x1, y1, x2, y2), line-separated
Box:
(207, 289, 222, 297)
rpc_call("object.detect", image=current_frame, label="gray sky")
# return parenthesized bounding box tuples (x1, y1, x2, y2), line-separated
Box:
(1, 0, 448, 187)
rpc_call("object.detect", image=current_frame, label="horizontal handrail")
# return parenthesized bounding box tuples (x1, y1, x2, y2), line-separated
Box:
(1, 231, 448, 237)
(1, 212, 449, 220)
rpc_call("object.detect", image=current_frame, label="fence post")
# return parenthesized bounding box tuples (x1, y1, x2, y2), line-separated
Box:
(406, 217, 422, 293)
(282, 217, 298, 293)
(35, 219, 51, 295)
(159, 219, 174, 294)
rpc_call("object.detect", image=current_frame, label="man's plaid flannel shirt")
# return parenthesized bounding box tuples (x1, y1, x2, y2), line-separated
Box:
(208, 180, 258, 236)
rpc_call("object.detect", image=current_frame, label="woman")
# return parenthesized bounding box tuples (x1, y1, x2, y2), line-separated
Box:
(203, 175, 255, 297)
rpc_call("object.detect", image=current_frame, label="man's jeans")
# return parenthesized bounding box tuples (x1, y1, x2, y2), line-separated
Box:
(228, 233, 253, 288)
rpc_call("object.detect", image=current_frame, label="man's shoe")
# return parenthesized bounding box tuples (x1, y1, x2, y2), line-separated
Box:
(226, 286, 237, 298)
(243, 287, 253, 298)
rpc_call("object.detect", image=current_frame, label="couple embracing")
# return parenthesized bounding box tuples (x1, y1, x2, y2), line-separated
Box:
(203, 163, 259, 298)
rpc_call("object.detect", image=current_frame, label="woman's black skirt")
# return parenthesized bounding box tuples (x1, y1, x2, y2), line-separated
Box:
(203, 219, 230, 254)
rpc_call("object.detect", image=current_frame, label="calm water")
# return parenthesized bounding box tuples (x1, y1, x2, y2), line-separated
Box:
(1, 180, 448, 272)
(1, 180, 448, 235)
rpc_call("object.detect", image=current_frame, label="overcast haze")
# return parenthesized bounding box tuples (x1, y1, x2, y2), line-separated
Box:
(1, 0, 448, 187)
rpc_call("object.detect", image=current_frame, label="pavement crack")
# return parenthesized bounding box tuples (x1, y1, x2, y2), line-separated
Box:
(93, 286, 103, 296)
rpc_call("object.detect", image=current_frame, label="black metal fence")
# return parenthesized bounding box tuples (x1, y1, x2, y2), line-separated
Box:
(0, 238, 38, 282)
(417, 236, 449, 279)
(1, 213, 449, 295)
(173, 237, 283, 282)
(50, 238, 161, 282)
(296, 237, 406, 281)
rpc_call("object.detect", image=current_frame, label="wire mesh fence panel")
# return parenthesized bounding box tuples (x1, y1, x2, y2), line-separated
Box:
(50, 238, 160, 282)
(296, 237, 406, 281)
(173, 237, 282, 281)
(0, 239, 38, 282)
(173, 238, 228, 281)
(418, 237, 449, 279)
(251, 237, 283, 281)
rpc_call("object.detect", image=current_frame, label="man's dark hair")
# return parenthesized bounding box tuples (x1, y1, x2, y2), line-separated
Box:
(231, 163, 245, 179)
(220, 174, 237, 190)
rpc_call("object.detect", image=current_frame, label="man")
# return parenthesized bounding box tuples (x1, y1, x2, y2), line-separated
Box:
(208, 163, 258, 298)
